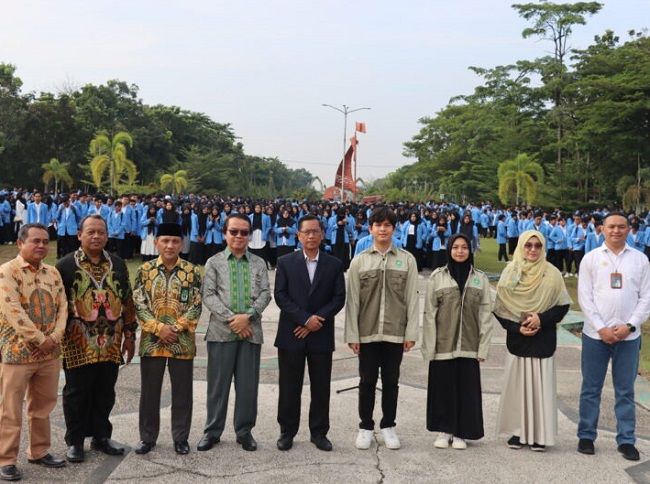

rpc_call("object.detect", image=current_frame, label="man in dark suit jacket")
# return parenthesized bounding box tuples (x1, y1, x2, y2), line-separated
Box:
(273, 214, 346, 452)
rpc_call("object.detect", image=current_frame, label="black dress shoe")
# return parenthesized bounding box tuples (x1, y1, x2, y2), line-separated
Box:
(28, 454, 66, 468)
(236, 433, 258, 451)
(577, 438, 595, 455)
(618, 444, 640, 461)
(197, 435, 220, 451)
(91, 437, 125, 456)
(66, 445, 85, 463)
(310, 434, 333, 452)
(0, 465, 21, 482)
(135, 441, 156, 455)
(174, 441, 190, 455)
(277, 433, 293, 451)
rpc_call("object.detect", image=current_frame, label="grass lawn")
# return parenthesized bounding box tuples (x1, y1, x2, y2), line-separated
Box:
(1, 240, 649, 374)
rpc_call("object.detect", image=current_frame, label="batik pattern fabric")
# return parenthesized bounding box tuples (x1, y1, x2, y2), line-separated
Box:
(0, 255, 67, 363)
(134, 256, 202, 359)
(56, 248, 136, 369)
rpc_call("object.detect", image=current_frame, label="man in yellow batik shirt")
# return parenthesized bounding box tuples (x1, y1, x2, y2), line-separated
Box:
(133, 223, 202, 456)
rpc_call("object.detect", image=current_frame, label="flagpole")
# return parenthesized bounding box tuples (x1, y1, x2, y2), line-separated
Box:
(353, 128, 358, 203)
(322, 104, 371, 202)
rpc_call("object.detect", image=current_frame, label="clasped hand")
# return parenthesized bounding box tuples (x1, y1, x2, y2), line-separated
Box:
(294, 315, 324, 339)
(519, 312, 541, 337)
(229, 313, 253, 339)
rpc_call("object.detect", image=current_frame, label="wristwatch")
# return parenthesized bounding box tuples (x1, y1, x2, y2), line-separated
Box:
(627, 323, 636, 333)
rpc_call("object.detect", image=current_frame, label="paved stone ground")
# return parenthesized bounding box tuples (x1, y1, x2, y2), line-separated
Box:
(9, 270, 650, 483)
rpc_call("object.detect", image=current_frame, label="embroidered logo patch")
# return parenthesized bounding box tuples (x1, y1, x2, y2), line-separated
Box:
(473, 277, 481, 286)
(395, 260, 403, 267)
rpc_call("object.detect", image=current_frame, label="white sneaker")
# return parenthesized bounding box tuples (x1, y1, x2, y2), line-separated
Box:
(563, 272, 569, 278)
(451, 436, 467, 450)
(434, 432, 452, 449)
(356, 429, 373, 450)
(381, 426, 401, 450)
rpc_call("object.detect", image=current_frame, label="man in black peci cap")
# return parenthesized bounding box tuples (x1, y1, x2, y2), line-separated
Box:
(132, 223, 202, 456)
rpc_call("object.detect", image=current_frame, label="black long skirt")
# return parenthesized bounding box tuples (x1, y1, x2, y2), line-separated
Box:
(426, 358, 484, 440)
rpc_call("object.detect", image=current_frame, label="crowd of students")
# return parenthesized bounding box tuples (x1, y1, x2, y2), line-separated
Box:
(3, 188, 650, 275)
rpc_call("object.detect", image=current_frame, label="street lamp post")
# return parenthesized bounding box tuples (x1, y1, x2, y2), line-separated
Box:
(322, 104, 370, 202)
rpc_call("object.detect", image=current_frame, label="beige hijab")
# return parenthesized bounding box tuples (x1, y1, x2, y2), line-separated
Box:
(494, 230, 572, 321)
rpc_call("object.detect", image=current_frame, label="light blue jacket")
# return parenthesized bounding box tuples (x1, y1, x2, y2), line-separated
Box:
(274, 221, 297, 247)
(56, 204, 81, 236)
(107, 209, 126, 239)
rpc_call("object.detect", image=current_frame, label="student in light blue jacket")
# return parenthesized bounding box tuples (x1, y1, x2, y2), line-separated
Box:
(549, 217, 570, 275)
(570, 217, 588, 275)
(626, 221, 645, 252)
(205, 205, 224, 259)
(189, 204, 210, 265)
(107, 200, 126, 257)
(585, 220, 604, 254)
(496, 214, 509, 262)
(56, 195, 81, 257)
(401, 211, 428, 271)
(328, 208, 355, 271)
(139, 203, 159, 261)
(274, 208, 298, 259)
(428, 214, 451, 270)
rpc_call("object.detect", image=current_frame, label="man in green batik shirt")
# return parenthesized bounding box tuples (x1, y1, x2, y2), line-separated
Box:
(132, 223, 202, 456)
(197, 214, 271, 453)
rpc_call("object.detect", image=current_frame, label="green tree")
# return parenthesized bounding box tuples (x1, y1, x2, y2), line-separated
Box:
(498, 153, 544, 205)
(42, 157, 73, 195)
(160, 169, 189, 195)
(512, 1, 603, 170)
(89, 131, 137, 194)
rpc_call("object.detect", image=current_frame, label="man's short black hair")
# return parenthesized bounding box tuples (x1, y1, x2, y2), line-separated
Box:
(603, 211, 629, 224)
(298, 214, 323, 231)
(222, 213, 252, 233)
(368, 206, 397, 227)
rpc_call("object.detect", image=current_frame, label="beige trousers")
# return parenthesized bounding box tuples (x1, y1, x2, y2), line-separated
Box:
(0, 358, 61, 465)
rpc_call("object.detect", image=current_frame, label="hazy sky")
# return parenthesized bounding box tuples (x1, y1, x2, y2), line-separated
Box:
(2, 1, 648, 188)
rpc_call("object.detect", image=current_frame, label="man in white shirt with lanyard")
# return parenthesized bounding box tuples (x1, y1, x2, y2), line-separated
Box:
(577, 212, 650, 461)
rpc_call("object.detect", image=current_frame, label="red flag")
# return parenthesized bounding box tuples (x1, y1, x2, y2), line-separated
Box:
(355, 122, 367, 133)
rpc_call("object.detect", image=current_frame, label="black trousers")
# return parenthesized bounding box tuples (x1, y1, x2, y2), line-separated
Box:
(508, 237, 519, 255)
(573, 249, 585, 274)
(277, 349, 332, 437)
(107, 238, 123, 257)
(358, 342, 403, 430)
(139, 357, 193, 443)
(498, 243, 509, 261)
(546, 248, 556, 268)
(58, 234, 79, 258)
(62, 362, 119, 446)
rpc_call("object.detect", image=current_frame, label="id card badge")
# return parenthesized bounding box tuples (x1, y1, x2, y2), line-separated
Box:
(611, 272, 623, 289)
(180, 288, 190, 302)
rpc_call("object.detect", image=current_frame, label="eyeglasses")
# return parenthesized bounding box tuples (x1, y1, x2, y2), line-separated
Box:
(299, 229, 322, 236)
(524, 242, 543, 249)
(228, 229, 250, 237)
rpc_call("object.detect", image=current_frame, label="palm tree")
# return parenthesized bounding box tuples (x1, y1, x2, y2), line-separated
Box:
(42, 157, 73, 196)
(89, 131, 137, 195)
(498, 153, 544, 206)
(617, 159, 650, 213)
(160, 170, 189, 195)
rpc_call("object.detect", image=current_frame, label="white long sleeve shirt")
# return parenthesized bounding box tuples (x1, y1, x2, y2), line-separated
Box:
(578, 243, 650, 340)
